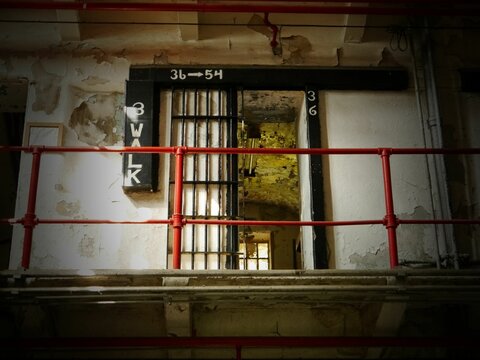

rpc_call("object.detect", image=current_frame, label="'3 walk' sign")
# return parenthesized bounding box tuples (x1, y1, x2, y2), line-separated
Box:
(122, 80, 159, 192)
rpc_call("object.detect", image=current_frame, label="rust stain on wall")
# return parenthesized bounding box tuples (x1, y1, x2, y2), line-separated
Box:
(31, 61, 61, 114)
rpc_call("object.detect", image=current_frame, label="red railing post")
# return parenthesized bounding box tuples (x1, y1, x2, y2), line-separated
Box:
(172, 146, 186, 269)
(380, 148, 399, 268)
(21, 146, 42, 269)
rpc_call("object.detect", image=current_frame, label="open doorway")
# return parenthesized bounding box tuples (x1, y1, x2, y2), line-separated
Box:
(238, 91, 303, 270)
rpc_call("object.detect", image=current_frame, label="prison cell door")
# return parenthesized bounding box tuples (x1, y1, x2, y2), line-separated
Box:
(168, 88, 238, 270)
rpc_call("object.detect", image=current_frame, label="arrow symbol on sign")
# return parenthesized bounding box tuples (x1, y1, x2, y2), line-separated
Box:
(187, 72, 204, 77)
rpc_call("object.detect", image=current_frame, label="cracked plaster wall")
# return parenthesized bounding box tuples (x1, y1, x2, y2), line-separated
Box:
(6, 51, 172, 270)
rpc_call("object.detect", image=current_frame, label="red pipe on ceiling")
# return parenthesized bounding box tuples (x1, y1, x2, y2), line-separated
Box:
(0, 1, 479, 16)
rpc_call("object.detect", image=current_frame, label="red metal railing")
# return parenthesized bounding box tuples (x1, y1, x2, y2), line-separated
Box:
(1, 145, 479, 270)
(1, 0, 480, 17)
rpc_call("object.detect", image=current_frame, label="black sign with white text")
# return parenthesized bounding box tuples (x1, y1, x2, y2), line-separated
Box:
(130, 66, 408, 91)
(122, 80, 159, 192)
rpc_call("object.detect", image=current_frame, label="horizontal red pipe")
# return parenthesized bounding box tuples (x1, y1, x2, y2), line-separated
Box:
(0, 1, 479, 16)
(391, 148, 480, 155)
(188, 146, 380, 155)
(37, 219, 172, 225)
(186, 219, 384, 227)
(399, 219, 480, 225)
(1, 145, 479, 156)
(2, 336, 477, 349)
(5, 218, 476, 227)
(0, 145, 176, 154)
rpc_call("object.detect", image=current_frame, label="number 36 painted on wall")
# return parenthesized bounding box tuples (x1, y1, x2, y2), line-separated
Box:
(307, 90, 317, 116)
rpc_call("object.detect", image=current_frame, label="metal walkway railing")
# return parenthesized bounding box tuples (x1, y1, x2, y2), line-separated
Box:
(1, 145, 479, 269)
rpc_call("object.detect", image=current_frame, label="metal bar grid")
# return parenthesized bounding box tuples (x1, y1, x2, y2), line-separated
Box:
(168, 89, 234, 270)
(0, 145, 479, 269)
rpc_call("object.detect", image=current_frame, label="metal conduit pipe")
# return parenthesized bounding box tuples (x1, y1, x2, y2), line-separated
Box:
(0, 1, 480, 16)
(423, 19, 460, 269)
(410, 30, 442, 269)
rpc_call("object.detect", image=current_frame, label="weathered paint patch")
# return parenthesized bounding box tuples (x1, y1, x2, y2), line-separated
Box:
(82, 76, 110, 86)
(31, 61, 61, 114)
(153, 51, 169, 64)
(349, 206, 435, 268)
(397, 206, 435, 264)
(56, 200, 80, 217)
(281, 35, 312, 65)
(378, 48, 402, 67)
(349, 246, 389, 269)
(54, 184, 65, 192)
(69, 93, 123, 146)
(78, 235, 96, 258)
(84, 46, 109, 64)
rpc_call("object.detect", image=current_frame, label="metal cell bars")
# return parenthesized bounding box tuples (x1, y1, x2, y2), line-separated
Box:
(169, 88, 237, 270)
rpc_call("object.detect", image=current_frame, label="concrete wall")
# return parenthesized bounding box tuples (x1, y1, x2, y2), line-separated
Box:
(322, 91, 438, 269)
(459, 93, 480, 261)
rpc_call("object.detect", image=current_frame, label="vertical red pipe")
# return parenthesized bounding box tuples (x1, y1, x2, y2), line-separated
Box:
(236, 345, 242, 360)
(380, 149, 399, 268)
(21, 147, 42, 269)
(172, 147, 185, 269)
